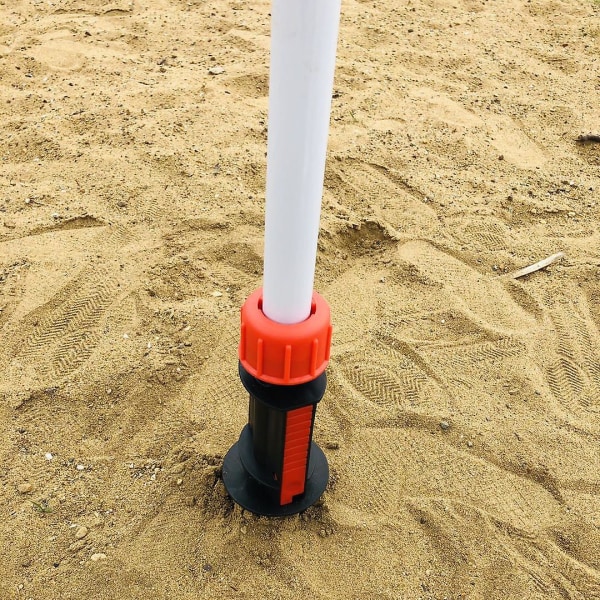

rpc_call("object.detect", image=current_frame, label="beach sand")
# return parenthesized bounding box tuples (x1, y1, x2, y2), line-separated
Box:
(1, 0, 600, 598)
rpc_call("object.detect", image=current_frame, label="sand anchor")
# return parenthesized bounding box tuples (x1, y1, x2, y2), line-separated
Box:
(222, 0, 342, 516)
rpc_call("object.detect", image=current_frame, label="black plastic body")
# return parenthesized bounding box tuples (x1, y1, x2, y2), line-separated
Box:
(222, 363, 329, 516)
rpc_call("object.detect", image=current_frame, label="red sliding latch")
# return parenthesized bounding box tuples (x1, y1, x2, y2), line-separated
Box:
(280, 405, 315, 505)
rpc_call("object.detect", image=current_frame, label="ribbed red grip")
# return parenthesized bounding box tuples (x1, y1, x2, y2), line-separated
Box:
(280, 405, 314, 505)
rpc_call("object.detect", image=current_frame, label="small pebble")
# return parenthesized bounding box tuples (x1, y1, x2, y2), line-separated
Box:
(208, 66, 225, 75)
(90, 553, 107, 562)
(211, 291, 223, 297)
(325, 441, 339, 450)
(76, 464, 85, 471)
(18, 483, 33, 494)
(439, 421, 450, 431)
(467, 441, 473, 448)
(45, 452, 53, 460)
(240, 525, 247, 535)
(75, 526, 89, 540)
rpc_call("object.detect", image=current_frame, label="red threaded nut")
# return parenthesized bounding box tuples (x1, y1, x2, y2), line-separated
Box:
(239, 288, 332, 385)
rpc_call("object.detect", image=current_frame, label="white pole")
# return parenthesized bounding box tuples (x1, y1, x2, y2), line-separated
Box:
(262, 0, 342, 325)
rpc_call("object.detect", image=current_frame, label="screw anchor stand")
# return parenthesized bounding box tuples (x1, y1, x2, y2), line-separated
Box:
(223, 288, 332, 516)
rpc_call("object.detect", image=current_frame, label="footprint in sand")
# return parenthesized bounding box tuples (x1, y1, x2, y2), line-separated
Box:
(410, 87, 547, 169)
(0, 224, 141, 394)
(397, 240, 539, 334)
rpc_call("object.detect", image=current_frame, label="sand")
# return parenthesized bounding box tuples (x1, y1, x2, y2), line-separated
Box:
(1, 0, 600, 598)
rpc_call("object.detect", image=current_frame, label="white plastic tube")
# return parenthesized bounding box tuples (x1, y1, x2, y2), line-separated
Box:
(262, 0, 342, 325)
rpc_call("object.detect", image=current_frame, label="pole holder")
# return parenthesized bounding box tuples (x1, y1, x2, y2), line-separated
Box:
(223, 289, 332, 516)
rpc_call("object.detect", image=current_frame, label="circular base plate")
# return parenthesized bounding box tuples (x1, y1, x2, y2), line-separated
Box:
(222, 441, 329, 517)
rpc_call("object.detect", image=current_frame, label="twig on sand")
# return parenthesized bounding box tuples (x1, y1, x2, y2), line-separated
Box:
(505, 252, 565, 279)
(575, 134, 600, 144)
(31, 500, 53, 514)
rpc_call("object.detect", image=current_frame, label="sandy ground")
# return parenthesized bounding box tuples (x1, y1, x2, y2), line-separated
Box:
(1, 0, 600, 598)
